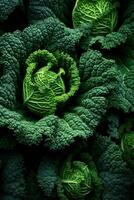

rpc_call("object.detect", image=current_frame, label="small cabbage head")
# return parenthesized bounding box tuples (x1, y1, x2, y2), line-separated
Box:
(72, 0, 119, 35)
(121, 132, 134, 169)
(58, 153, 102, 199)
(23, 50, 80, 116)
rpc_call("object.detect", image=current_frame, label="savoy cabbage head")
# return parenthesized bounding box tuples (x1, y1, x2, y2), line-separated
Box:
(72, 0, 119, 35)
(23, 49, 80, 116)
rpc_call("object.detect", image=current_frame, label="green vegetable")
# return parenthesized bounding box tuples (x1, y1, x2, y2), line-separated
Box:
(57, 153, 102, 200)
(91, 135, 133, 200)
(23, 49, 80, 116)
(27, 0, 74, 25)
(60, 161, 91, 199)
(121, 132, 134, 169)
(0, 0, 23, 22)
(108, 36, 134, 112)
(0, 17, 117, 148)
(119, 117, 134, 169)
(0, 1, 134, 200)
(78, 0, 134, 51)
(0, 153, 26, 199)
(72, 0, 119, 35)
(38, 136, 133, 200)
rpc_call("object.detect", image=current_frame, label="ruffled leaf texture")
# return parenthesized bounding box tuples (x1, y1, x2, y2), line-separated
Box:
(81, 0, 134, 50)
(0, 17, 118, 150)
(37, 156, 58, 197)
(0, 136, 133, 200)
(22, 0, 134, 51)
(91, 136, 134, 200)
(0, 153, 26, 199)
(0, 0, 23, 22)
(36, 136, 134, 200)
(27, 0, 74, 26)
(0, 151, 46, 200)
(107, 36, 134, 112)
(121, 131, 134, 169)
(107, 113, 120, 139)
